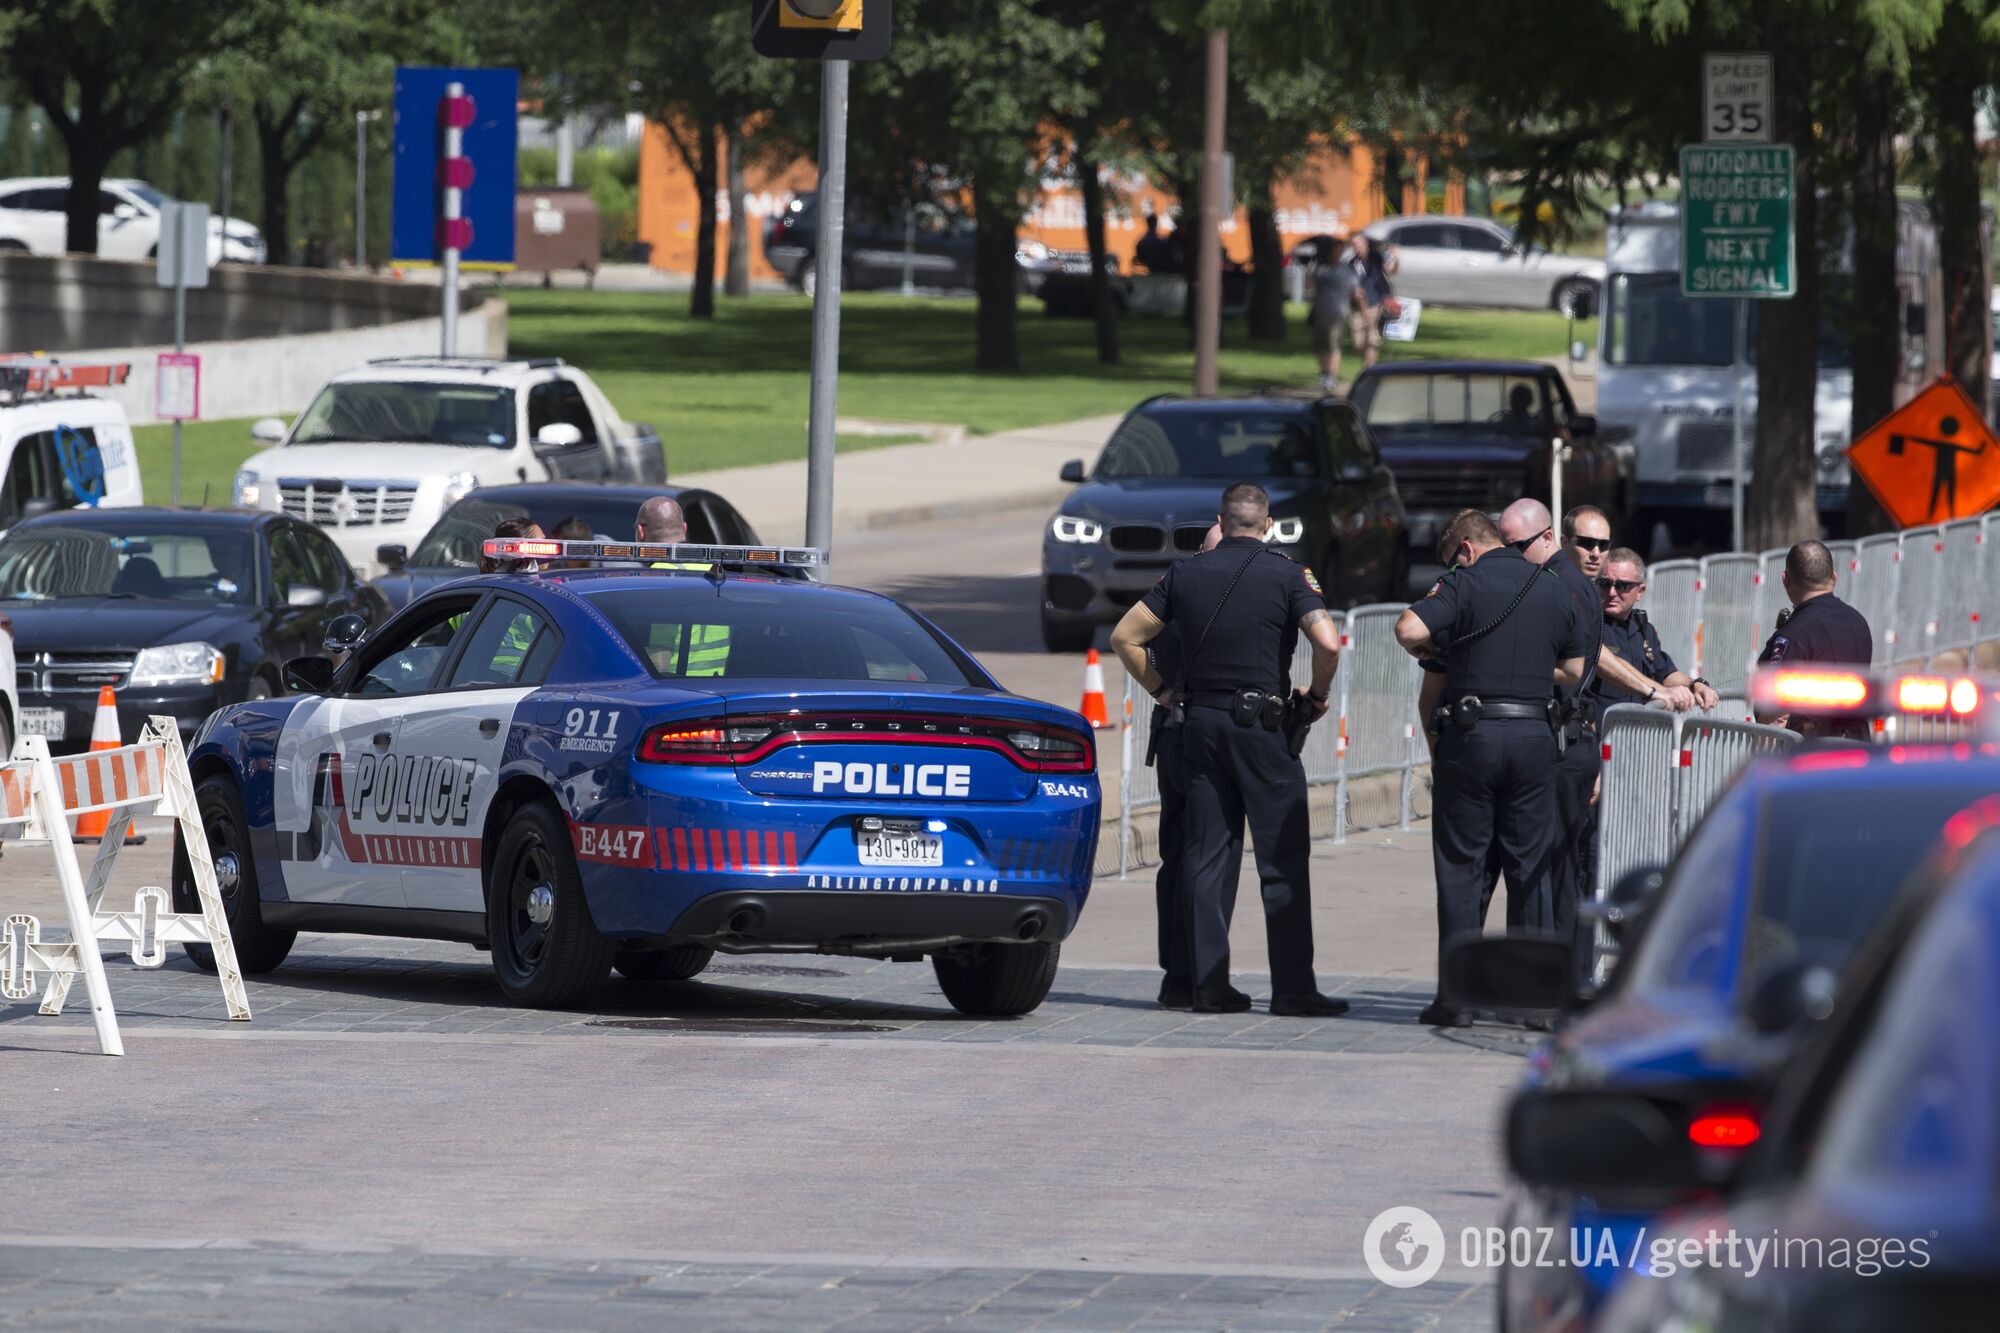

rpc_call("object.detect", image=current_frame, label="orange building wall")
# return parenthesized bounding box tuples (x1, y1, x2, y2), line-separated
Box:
(637, 124, 1456, 279)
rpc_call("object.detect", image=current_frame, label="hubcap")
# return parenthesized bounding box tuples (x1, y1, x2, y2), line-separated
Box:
(214, 850, 241, 897)
(525, 884, 555, 925)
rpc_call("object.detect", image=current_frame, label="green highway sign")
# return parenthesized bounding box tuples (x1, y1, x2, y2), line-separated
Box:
(1679, 143, 1795, 298)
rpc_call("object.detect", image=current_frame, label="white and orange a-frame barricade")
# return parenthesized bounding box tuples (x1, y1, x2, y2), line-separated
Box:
(0, 717, 249, 1056)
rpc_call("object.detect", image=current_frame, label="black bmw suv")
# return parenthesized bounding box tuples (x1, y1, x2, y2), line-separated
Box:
(1039, 395, 1408, 652)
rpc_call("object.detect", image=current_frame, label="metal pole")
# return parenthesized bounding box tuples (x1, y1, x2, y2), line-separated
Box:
(355, 111, 367, 269)
(1192, 27, 1229, 396)
(556, 111, 575, 189)
(900, 208, 916, 297)
(441, 82, 464, 357)
(217, 106, 232, 235)
(1731, 296, 1748, 551)
(172, 267, 185, 506)
(804, 60, 850, 558)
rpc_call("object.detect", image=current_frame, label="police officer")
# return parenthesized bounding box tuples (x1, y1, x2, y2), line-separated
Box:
(1395, 509, 1585, 1027)
(1595, 548, 1718, 716)
(1755, 540, 1874, 738)
(1145, 523, 1226, 1009)
(637, 495, 729, 677)
(1110, 484, 1345, 1015)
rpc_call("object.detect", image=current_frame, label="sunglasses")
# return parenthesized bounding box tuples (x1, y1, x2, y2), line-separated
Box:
(1571, 536, 1611, 552)
(1596, 577, 1643, 593)
(1508, 528, 1551, 553)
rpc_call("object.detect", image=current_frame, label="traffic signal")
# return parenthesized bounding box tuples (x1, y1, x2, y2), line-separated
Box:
(750, 0, 891, 60)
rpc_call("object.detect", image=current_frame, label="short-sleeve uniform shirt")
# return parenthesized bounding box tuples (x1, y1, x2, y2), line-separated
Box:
(1142, 536, 1326, 694)
(1408, 545, 1581, 703)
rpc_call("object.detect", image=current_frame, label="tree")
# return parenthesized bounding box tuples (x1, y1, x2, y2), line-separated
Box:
(0, 0, 237, 254)
(195, 0, 460, 265)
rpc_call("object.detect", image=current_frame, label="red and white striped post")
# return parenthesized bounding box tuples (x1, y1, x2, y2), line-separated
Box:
(438, 81, 476, 355)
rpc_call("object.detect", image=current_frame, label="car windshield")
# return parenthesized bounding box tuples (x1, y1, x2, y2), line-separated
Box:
(1605, 271, 1851, 369)
(411, 496, 666, 568)
(1094, 410, 1320, 479)
(0, 526, 255, 605)
(1353, 373, 1549, 434)
(588, 586, 978, 685)
(1623, 779, 1986, 1001)
(289, 382, 516, 448)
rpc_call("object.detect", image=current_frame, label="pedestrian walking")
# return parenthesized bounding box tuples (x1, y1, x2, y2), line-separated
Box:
(1755, 540, 1874, 739)
(1395, 509, 1585, 1027)
(1309, 238, 1380, 390)
(1110, 484, 1345, 1015)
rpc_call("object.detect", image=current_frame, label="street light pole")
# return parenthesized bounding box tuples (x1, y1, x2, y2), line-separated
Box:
(1193, 27, 1229, 396)
(804, 59, 850, 560)
(355, 109, 380, 269)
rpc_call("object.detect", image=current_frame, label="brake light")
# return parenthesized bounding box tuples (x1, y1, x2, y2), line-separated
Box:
(1768, 669, 1869, 711)
(637, 713, 1096, 772)
(1687, 1108, 1760, 1150)
(1896, 676, 1949, 713)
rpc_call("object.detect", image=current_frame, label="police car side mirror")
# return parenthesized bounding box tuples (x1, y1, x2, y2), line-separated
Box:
(1747, 958, 1839, 1036)
(1059, 459, 1086, 484)
(323, 612, 368, 656)
(1582, 865, 1667, 948)
(283, 655, 334, 695)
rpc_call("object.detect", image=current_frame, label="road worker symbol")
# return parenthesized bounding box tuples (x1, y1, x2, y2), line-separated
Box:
(1847, 377, 2000, 528)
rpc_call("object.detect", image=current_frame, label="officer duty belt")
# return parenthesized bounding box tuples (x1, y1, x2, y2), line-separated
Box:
(1461, 699, 1549, 721)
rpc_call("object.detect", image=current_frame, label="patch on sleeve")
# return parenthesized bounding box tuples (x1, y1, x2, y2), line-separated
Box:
(1767, 635, 1788, 661)
(1302, 567, 1323, 595)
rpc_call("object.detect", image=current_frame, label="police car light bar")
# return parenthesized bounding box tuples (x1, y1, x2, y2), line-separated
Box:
(480, 537, 827, 568)
(1752, 666, 1989, 719)
(0, 357, 133, 396)
(1757, 668, 1871, 712)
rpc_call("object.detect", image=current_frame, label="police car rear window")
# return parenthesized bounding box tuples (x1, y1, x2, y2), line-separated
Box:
(586, 589, 978, 685)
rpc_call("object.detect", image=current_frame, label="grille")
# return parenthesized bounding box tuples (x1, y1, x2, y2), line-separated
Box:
(19, 650, 135, 693)
(1107, 523, 1166, 554)
(277, 478, 421, 527)
(1675, 421, 1740, 473)
(1395, 473, 1507, 511)
(1172, 525, 1209, 552)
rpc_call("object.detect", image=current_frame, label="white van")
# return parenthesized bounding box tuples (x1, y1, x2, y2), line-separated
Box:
(0, 382, 145, 528)
(1594, 201, 1943, 543)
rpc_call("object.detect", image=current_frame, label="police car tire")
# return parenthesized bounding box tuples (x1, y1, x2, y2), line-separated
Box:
(487, 801, 615, 1008)
(930, 940, 1060, 1016)
(614, 945, 714, 982)
(176, 775, 296, 974)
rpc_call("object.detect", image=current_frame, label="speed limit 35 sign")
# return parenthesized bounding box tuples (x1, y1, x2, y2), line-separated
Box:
(1703, 52, 1772, 142)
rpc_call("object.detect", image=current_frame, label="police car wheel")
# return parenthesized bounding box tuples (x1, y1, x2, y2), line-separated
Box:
(931, 941, 1060, 1016)
(175, 774, 296, 974)
(615, 945, 714, 982)
(487, 801, 614, 1008)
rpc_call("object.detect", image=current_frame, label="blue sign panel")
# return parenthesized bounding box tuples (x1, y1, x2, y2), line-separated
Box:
(391, 66, 518, 268)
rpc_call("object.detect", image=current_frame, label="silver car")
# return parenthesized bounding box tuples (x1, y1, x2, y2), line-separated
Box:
(1363, 215, 1600, 316)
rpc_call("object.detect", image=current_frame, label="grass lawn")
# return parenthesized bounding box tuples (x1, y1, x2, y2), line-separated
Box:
(136, 291, 1592, 503)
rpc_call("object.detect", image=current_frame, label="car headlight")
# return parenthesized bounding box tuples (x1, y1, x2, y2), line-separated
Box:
(1050, 515, 1103, 543)
(1017, 239, 1052, 263)
(441, 471, 480, 508)
(129, 641, 224, 689)
(1266, 517, 1305, 544)
(232, 469, 263, 508)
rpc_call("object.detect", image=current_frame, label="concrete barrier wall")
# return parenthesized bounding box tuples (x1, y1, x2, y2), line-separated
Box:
(0, 251, 509, 424)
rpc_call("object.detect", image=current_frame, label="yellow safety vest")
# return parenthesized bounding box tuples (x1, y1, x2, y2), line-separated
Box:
(647, 561, 730, 676)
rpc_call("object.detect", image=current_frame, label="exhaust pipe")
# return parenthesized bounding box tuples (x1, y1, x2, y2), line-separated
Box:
(726, 905, 765, 935)
(1015, 911, 1046, 942)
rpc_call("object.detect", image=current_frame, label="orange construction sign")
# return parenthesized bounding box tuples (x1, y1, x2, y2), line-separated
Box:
(1847, 377, 2000, 528)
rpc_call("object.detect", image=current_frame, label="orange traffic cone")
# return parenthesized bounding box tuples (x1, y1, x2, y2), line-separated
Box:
(1079, 648, 1110, 729)
(73, 685, 119, 842)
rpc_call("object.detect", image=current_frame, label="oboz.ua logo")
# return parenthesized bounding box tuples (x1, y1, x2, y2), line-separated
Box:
(811, 761, 972, 796)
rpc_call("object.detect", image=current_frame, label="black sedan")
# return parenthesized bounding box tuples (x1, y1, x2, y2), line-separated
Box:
(1349, 359, 1635, 554)
(0, 508, 391, 751)
(1040, 393, 1407, 652)
(369, 482, 761, 610)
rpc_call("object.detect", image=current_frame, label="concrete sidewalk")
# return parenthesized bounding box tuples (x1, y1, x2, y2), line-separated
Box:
(679, 414, 1123, 546)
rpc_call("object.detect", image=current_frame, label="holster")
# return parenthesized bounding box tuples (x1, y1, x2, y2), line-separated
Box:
(1144, 704, 1167, 768)
(1282, 693, 1314, 758)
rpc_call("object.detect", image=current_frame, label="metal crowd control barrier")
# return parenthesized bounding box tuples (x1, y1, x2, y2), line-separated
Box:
(1696, 553, 1761, 697)
(1673, 715, 1801, 842)
(1647, 560, 1701, 678)
(0, 717, 248, 1055)
(1934, 519, 1985, 664)
(1894, 531, 1946, 667)
(1848, 533, 1903, 667)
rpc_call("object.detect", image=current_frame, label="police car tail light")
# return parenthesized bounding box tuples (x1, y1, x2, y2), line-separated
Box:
(1006, 724, 1095, 773)
(638, 717, 777, 764)
(1763, 669, 1870, 712)
(1686, 1107, 1760, 1150)
(639, 710, 1094, 773)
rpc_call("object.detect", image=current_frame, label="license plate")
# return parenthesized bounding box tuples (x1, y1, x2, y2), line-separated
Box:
(20, 707, 65, 740)
(856, 829, 943, 867)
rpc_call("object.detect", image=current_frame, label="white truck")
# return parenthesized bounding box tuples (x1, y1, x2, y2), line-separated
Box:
(231, 356, 666, 577)
(1592, 200, 1945, 544)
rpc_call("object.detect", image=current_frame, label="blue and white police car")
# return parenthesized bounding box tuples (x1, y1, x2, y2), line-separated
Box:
(175, 538, 1101, 1013)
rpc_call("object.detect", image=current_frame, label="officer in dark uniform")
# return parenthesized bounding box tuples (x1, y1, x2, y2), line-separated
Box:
(1110, 484, 1345, 1015)
(1594, 548, 1718, 717)
(1755, 540, 1874, 739)
(1142, 524, 1227, 1009)
(1395, 509, 1585, 1027)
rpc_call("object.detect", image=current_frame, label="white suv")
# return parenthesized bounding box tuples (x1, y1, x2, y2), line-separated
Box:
(0, 177, 267, 264)
(232, 357, 666, 576)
